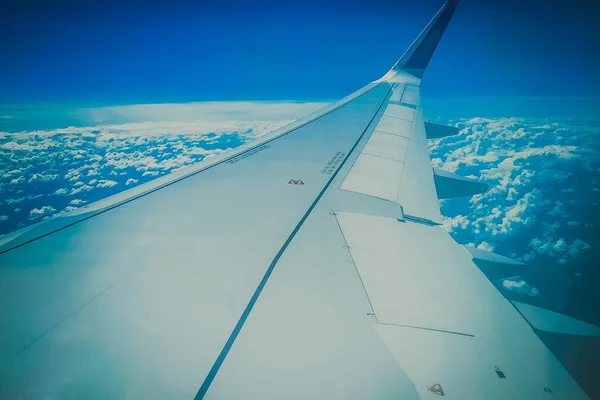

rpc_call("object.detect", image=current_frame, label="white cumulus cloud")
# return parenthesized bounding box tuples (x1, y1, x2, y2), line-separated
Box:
(29, 205, 56, 220)
(96, 179, 118, 188)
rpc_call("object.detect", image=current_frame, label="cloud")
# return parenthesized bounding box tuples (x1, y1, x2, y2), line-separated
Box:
(28, 173, 58, 183)
(73, 101, 327, 126)
(568, 239, 590, 257)
(431, 116, 599, 263)
(553, 238, 567, 253)
(548, 201, 566, 217)
(476, 241, 494, 251)
(5, 197, 25, 205)
(142, 171, 160, 177)
(0, 215, 8, 222)
(70, 185, 94, 195)
(188, 147, 227, 157)
(96, 179, 118, 188)
(126, 178, 138, 186)
(29, 205, 56, 220)
(9, 176, 25, 185)
(498, 275, 540, 297)
(53, 188, 69, 196)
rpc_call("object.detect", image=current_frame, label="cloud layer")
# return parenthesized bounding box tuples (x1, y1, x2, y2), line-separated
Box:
(430, 116, 599, 265)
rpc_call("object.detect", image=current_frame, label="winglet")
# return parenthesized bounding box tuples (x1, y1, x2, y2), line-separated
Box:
(391, 0, 459, 79)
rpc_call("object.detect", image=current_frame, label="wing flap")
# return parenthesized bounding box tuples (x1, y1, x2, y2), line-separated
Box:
(336, 211, 589, 399)
(399, 84, 421, 106)
(396, 108, 442, 223)
(383, 103, 415, 122)
(340, 82, 441, 223)
(512, 301, 600, 337)
(362, 130, 410, 162)
(372, 324, 500, 399)
(373, 116, 413, 138)
(373, 322, 588, 399)
(336, 211, 489, 335)
(340, 153, 405, 202)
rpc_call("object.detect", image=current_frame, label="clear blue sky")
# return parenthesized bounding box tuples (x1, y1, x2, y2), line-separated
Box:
(1, 0, 599, 104)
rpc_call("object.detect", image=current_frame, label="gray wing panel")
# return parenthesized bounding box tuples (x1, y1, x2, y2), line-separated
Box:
(0, 83, 391, 399)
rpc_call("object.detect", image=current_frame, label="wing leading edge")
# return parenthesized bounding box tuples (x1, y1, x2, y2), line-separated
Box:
(0, 1, 596, 399)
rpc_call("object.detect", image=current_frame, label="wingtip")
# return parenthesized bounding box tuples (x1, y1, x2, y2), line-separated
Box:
(448, 0, 460, 8)
(387, 0, 460, 80)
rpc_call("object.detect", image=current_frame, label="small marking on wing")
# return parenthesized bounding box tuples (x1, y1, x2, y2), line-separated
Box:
(321, 151, 346, 175)
(426, 383, 445, 396)
(227, 144, 270, 164)
(494, 365, 506, 379)
(288, 179, 305, 185)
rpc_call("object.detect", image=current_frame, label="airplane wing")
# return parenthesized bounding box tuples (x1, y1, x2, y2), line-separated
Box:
(0, 1, 596, 398)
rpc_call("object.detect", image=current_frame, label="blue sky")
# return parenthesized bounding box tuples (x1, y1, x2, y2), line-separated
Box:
(1, 0, 599, 104)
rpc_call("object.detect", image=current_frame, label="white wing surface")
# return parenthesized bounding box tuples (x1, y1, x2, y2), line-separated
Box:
(0, 1, 595, 399)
